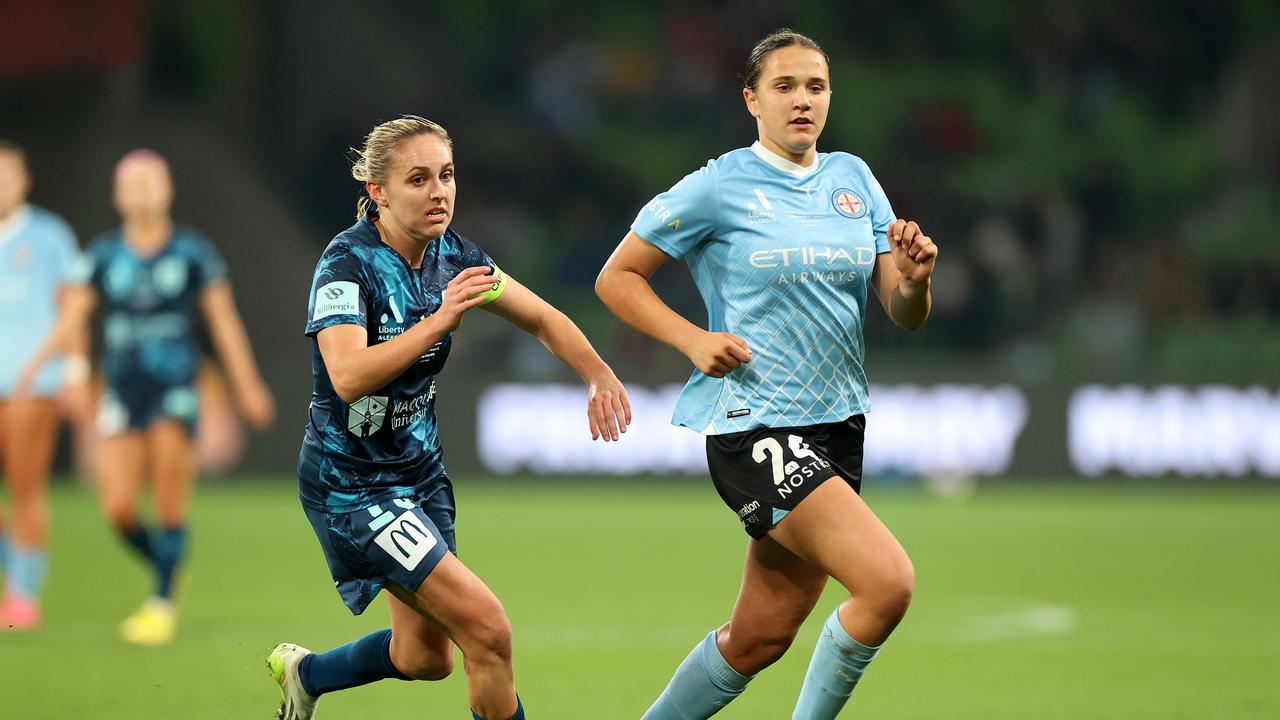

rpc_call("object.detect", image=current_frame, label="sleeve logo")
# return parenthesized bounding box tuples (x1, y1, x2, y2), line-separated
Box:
(313, 280, 360, 320)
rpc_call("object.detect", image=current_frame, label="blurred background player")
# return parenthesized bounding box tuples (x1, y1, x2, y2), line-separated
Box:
(0, 139, 84, 631)
(268, 116, 630, 720)
(19, 148, 276, 645)
(597, 30, 938, 719)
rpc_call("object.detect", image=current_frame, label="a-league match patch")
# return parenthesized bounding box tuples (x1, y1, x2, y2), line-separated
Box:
(313, 280, 360, 320)
(372, 510, 438, 571)
(831, 188, 868, 219)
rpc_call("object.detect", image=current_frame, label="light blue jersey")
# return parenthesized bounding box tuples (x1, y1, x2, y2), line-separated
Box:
(0, 204, 78, 397)
(631, 142, 894, 434)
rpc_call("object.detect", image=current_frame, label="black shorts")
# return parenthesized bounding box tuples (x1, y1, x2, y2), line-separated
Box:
(706, 415, 865, 540)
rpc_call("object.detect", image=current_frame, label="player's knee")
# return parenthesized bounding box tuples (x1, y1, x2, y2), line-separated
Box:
(391, 643, 454, 681)
(870, 559, 915, 622)
(104, 504, 137, 529)
(465, 608, 513, 666)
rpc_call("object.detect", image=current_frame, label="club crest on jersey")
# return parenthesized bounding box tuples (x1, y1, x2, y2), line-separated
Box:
(831, 189, 868, 219)
(348, 395, 388, 437)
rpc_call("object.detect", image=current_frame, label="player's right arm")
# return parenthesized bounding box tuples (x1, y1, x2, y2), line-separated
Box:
(596, 231, 750, 379)
(318, 266, 498, 403)
(14, 284, 97, 397)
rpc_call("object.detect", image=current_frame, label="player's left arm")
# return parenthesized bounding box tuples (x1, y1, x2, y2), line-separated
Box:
(482, 275, 632, 442)
(200, 283, 276, 430)
(871, 219, 937, 330)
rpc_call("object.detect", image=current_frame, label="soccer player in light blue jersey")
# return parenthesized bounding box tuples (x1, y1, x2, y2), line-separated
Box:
(20, 149, 276, 644)
(0, 140, 84, 631)
(597, 30, 939, 719)
(268, 116, 631, 720)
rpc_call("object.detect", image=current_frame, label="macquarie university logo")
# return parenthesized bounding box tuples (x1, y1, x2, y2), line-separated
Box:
(372, 509, 438, 571)
(348, 395, 388, 437)
(831, 188, 868, 219)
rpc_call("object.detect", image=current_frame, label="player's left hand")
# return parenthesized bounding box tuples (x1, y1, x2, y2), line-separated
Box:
(586, 369, 632, 442)
(237, 377, 276, 431)
(889, 219, 938, 286)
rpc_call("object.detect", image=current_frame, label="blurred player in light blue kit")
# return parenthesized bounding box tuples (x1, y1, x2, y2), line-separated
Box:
(0, 140, 84, 631)
(598, 30, 939, 719)
(21, 149, 275, 644)
(268, 116, 630, 720)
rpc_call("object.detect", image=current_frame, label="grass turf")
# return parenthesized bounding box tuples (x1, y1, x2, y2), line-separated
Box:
(1, 478, 1276, 719)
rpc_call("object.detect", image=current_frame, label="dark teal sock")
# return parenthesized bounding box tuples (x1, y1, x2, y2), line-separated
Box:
(298, 628, 409, 696)
(117, 523, 154, 562)
(473, 696, 524, 720)
(152, 525, 187, 600)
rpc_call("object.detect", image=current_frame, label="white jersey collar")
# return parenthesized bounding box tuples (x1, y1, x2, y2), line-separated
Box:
(0, 203, 31, 247)
(750, 141, 819, 178)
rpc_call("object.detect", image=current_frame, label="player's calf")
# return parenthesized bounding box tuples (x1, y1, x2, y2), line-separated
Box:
(718, 620, 803, 676)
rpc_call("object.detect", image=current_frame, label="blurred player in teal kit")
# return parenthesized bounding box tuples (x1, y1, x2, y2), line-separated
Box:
(267, 116, 631, 720)
(21, 149, 275, 644)
(598, 30, 939, 718)
(0, 140, 84, 631)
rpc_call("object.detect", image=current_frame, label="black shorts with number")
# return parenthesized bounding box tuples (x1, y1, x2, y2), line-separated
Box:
(706, 415, 866, 540)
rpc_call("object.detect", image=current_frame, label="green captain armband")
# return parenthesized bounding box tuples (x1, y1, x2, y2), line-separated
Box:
(473, 264, 507, 305)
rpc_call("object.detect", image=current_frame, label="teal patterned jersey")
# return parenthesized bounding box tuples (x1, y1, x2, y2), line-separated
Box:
(77, 226, 226, 394)
(298, 216, 495, 513)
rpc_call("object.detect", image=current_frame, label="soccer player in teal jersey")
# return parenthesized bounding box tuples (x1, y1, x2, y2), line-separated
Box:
(268, 116, 631, 720)
(0, 140, 84, 631)
(597, 30, 939, 719)
(20, 149, 276, 645)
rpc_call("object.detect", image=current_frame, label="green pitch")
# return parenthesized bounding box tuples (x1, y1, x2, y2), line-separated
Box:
(2, 479, 1277, 719)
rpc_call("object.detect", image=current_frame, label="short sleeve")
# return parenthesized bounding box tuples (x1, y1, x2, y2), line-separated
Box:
(861, 161, 896, 254)
(70, 238, 109, 289)
(48, 217, 80, 284)
(454, 232, 496, 271)
(629, 162, 720, 260)
(305, 244, 368, 336)
(191, 234, 229, 288)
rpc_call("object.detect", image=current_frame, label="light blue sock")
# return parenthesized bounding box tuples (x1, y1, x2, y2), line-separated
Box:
(0, 533, 10, 575)
(641, 630, 752, 720)
(793, 608, 881, 719)
(8, 547, 48, 601)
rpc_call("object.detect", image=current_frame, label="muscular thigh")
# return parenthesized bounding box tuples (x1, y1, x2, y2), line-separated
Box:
(768, 477, 911, 596)
(3, 397, 61, 488)
(99, 432, 148, 509)
(386, 552, 505, 642)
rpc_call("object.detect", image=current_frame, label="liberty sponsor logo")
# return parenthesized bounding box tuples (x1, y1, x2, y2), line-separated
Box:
(752, 435, 832, 499)
(377, 294, 408, 341)
(831, 188, 868, 219)
(348, 395, 388, 437)
(314, 281, 360, 321)
(372, 510, 438, 571)
(746, 188, 777, 225)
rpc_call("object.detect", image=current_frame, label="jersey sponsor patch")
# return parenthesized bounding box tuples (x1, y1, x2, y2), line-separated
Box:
(313, 280, 360, 320)
(348, 395, 388, 436)
(372, 510, 438, 571)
